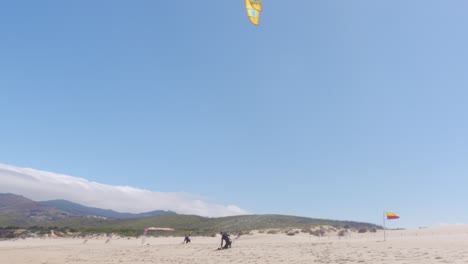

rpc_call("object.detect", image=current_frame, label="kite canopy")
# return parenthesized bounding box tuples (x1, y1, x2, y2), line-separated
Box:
(143, 227, 175, 235)
(245, 0, 262, 26)
(249, 0, 262, 12)
(145, 227, 175, 231)
(141, 227, 175, 245)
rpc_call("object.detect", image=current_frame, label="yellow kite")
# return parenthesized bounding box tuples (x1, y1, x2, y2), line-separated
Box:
(245, 0, 261, 26)
(249, 0, 262, 12)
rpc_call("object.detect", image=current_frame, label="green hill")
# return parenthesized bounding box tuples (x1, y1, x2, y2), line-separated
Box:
(0, 194, 381, 237)
(31, 214, 381, 236)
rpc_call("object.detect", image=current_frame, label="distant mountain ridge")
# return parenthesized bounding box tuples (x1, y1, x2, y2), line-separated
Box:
(0, 193, 175, 225)
(39, 199, 176, 219)
(0, 193, 70, 217)
(0, 193, 72, 224)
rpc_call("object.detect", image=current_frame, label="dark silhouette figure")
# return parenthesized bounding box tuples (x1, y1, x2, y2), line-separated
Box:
(220, 232, 232, 249)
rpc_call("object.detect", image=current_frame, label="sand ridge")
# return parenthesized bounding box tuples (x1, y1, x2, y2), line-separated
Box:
(1, 226, 468, 263)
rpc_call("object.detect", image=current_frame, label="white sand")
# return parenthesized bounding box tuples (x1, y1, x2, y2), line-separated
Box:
(1, 225, 468, 264)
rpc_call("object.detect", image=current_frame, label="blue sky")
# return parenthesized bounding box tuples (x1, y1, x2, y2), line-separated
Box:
(1, 0, 468, 228)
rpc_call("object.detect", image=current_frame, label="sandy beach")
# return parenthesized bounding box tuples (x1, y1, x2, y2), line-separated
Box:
(1, 226, 468, 264)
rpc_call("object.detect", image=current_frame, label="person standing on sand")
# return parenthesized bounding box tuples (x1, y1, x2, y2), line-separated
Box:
(220, 232, 232, 249)
(184, 234, 191, 244)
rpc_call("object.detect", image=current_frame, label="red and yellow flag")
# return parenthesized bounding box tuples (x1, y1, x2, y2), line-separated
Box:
(386, 212, 400, 220)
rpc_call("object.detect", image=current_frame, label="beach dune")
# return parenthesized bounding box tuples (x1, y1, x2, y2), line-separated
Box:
(1, 225, 468, 264)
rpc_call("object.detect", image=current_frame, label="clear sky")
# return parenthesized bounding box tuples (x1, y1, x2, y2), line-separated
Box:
(1, 0, 468, 228)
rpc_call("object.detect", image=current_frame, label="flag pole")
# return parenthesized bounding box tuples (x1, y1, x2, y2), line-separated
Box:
(383, 211, 387, 242)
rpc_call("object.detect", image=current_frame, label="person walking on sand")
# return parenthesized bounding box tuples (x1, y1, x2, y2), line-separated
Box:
(184, 234, 191, 244)
(219, 232, 232, 249)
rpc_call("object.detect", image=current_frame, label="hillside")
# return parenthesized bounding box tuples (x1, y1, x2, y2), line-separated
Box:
(0, 193, 175, 227)
(0, 193, 72, 224)
(36, 214, 382, 236)
(0, 193, 382, 237)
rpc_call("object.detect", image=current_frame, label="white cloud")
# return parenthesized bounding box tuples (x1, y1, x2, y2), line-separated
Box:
(0, 163, 248, 217)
